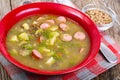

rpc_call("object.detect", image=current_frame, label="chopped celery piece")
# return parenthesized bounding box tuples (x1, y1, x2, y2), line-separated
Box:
(47, 51, 55, 56)
(49, 31, 60, 37)
(10, 35, 19, 42)
(10, 49, 18, 55)
(35, 29, 43, 35)
(45, 57, 55, 66)
(53, 53, 62, 60)
(23, 44, 33, 50)
(49, 25, 58, 31)
(46, 37, 56, 45)
(19, 50, 31, 56)
(45, 32, 60, 45)
(38, 47, 50, 53)
(18, 41, 27, 46)
(42, 30, 51, 38)
(18, 32, 29, 41)
(22, 23, 29, 30)
(42, 31, 60, 39)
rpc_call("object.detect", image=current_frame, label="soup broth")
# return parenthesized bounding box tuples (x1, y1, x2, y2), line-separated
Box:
(6, 15, 90, 71)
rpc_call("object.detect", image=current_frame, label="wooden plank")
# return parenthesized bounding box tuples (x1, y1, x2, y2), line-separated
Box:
(11, 0, 53, 9)
(0, 64, 11, 80)
(0, 0, 11, 19)
(0, 0, 12, 80)
(105, 0, 120, 43)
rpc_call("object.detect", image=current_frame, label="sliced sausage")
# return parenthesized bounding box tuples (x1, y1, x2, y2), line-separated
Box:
(56, 16, 66, 23)
(61, 34, 72, 41)
(59, 23, 69, 31)
(74, 31, 86, 40)
(40, 23, 50, 29)
(46, 20, 55, 24)
(32, 49, 43, 59)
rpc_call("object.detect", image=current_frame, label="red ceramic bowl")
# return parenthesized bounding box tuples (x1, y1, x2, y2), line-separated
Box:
(0, 2, 100, 75)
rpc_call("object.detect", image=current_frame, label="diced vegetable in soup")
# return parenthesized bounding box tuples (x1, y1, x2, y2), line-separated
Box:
(6, 15, 90, 71)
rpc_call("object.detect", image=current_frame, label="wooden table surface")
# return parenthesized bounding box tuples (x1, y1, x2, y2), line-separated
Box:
(0, 0, 120, 80)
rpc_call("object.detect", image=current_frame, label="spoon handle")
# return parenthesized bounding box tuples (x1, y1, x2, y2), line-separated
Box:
(100, 42, 118, 63)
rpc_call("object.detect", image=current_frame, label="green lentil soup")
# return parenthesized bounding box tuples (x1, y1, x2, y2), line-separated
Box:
(6, 15, 90, 71)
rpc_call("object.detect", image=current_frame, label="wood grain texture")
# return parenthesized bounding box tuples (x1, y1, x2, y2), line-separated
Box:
(11, 0, 53, 9)
(0, 0, 11, 19)
(0, 64, 11, 80)
(0, 0, 120, 80)
(0, 0, 12, 80)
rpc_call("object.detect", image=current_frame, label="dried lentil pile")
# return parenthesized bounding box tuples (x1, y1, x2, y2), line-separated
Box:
(85, 9, 112, 25)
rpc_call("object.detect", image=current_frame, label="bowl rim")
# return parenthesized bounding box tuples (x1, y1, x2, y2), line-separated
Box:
(0, 2, 101, 75)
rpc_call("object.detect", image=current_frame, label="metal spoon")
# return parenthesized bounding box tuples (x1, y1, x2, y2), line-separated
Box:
(100, 42, 118, 63)
(100, 35, 118, 63)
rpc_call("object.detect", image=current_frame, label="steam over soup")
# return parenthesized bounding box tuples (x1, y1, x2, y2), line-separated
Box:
(6, 15, 90, 71)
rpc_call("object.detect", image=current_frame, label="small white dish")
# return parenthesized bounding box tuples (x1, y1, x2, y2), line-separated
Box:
(82, 4, 116, 31)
